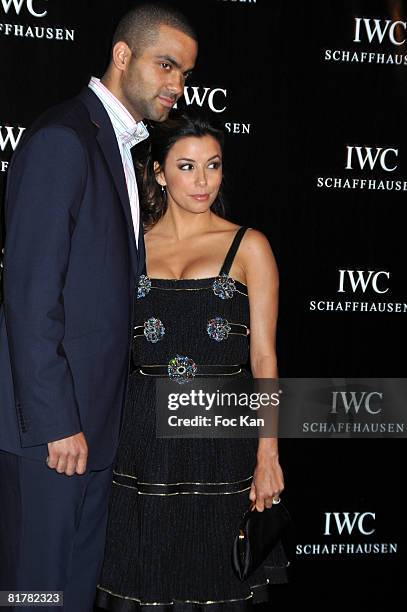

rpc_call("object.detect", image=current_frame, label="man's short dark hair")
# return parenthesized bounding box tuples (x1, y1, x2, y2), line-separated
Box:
(112, 2, 198, 56)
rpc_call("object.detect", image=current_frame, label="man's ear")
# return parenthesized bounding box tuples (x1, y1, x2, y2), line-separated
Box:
(154, 161, 166, 187)
(112, 41, 132, 72)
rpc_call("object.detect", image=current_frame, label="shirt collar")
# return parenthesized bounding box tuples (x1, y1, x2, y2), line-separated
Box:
(88, 76, 149, 147)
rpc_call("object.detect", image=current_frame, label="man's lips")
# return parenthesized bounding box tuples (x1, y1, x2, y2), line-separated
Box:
(158, 95, 175, 108)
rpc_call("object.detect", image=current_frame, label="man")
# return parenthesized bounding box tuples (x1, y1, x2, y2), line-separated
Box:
(0, 3, 197, 611)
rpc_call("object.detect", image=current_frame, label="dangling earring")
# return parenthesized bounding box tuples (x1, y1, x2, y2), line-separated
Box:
(161, 185, 166, 196)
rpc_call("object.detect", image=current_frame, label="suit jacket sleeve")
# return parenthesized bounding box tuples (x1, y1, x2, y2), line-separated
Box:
(3, 125, 87, 447)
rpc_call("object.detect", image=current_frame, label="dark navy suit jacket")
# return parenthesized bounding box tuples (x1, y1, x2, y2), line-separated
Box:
(0, 87, 145, 470)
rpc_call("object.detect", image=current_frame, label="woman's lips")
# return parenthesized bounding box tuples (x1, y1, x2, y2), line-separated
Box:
(190, 194, 209, 201)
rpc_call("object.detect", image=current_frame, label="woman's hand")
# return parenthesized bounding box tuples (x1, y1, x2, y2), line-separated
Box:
(249, 455, 284, 511)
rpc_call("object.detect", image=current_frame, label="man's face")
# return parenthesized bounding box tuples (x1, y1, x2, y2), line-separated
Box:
(121, 24, 197, 122)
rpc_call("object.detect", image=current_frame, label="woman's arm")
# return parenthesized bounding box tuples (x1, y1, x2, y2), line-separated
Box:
(241, 228, 284, 511)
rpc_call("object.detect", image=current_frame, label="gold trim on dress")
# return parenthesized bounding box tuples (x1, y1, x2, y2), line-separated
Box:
(112, 480, 252, 496)
(149, 285, 248, 297)
(138, 368, 242, 377)
(139, 363, 242, 367)
(112, 471, 253, 486)
(97, 580, 272, 605)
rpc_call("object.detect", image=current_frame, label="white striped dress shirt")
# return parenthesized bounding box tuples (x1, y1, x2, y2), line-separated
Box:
(88, 76, 149, 247)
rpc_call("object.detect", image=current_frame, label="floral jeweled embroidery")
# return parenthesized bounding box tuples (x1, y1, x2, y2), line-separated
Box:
(137, 274, 151, 299)
(143, 317, 165, 343)
(212, 273, 236, 300)
(207, 317, 231, 342)
(168, 355, 197, 384)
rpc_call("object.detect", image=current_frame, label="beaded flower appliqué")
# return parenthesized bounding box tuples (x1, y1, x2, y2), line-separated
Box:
(143, 317, 165, 343)
(168, 355, 197, 384)
(207, 317, 231, 342)
(137, 274, 152, 299)
(212, 273, 236, 300)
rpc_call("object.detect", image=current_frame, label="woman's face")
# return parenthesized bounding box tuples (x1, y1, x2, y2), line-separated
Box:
(157, 134, 223, 214)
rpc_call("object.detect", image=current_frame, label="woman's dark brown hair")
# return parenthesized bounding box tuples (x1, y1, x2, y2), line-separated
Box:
(136, 110, 227, 230)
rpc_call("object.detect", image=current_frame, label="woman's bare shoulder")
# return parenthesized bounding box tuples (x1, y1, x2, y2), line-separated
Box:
(239, 228, 278, 280)
(241, 227, 274, 256)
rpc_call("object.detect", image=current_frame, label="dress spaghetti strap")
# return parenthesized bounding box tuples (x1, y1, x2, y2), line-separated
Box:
(218, 226, 249, 276)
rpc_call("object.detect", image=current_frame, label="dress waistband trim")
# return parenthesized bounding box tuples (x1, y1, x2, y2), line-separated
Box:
(112, 472, 253, 495)
(135, 364, 243, 377)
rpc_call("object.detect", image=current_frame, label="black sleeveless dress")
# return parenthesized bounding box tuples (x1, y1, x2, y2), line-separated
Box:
(96, 227, 289, 611)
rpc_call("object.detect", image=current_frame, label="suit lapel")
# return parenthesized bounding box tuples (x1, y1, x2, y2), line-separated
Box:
(96, 123, 134, 235)
(77, 87, 141, 278)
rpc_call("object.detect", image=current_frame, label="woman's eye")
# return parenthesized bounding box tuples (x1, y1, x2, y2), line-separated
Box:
(208, 162, 221, 169)
(179, 164, 193, 171)
(160, 63, 171, 70)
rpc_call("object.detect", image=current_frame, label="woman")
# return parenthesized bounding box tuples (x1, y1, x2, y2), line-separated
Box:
(96, 112, 289, 610)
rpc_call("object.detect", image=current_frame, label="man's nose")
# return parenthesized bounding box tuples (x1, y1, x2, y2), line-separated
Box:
(167, 71, 184, 97)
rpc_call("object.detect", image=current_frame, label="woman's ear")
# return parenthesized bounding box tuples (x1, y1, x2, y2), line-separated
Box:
(154, 161, 166, 187)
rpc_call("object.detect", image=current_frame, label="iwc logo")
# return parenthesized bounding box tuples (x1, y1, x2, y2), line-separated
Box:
(177, 86, 228, 113)
(316, 144, 407, 192)
(324, 17, 407, 66)
(176, 86, 251, 135)
(0, 0, 75, 41)
(309, 269, 407, 314)
(296, 511, 398, 557)
(301, 384, 405, 436)
(0, 124, 25, 173)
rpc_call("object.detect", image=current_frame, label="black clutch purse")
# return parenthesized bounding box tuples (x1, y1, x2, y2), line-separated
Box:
(231, 498, 291, 581)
